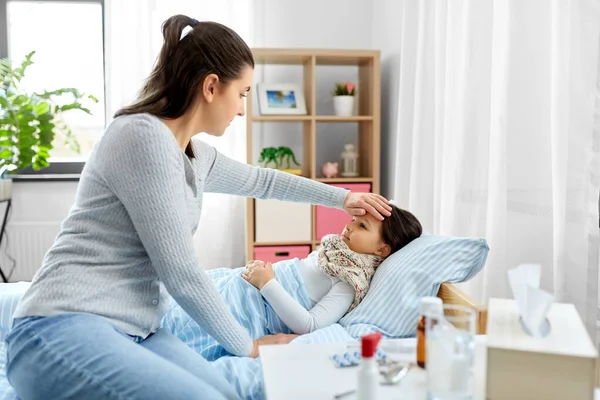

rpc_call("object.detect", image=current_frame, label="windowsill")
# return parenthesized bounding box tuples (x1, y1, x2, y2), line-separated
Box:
(8, 161, 84, 182)
(11, 174, 81, 182)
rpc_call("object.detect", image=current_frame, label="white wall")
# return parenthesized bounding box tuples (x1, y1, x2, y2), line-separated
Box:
(253, 0, 372, 49)
(1, 182, 76, 281)
(371, 0, 404, 199)
(4, 0, 377, 281)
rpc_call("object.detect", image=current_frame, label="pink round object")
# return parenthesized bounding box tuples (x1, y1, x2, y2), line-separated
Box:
(322, 162, 339, 178)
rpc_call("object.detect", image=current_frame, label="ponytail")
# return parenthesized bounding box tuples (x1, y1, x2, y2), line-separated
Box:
(114, 15, 253, 119)
(160, 15, 198, 60)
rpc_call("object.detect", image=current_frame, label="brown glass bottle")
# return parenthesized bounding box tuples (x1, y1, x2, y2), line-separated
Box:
(416, 297, 443, 369)
(416, 315, 437, 368)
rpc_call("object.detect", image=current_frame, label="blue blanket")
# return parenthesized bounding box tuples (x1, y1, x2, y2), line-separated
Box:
(163, 258, 313, 360)
(162, 258, 355, 400)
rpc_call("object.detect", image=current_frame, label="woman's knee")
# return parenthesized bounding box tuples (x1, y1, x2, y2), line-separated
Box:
(6, 315, 235, 400)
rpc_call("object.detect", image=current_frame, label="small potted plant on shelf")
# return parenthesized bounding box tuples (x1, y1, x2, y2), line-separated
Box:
(332, 81, 356, 116)
(0, 51, 97, 200)
(258, 146, 302, 175)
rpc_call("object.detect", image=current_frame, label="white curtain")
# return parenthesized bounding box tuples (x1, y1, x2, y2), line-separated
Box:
(391, 0, 600, 335)
(104, 0, 254, 268)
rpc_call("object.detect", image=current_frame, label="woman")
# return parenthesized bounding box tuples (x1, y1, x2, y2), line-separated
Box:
(5, 15, 391, 400)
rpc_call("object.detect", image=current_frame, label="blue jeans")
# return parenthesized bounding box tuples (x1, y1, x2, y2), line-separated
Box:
(6, 314, 240, 400)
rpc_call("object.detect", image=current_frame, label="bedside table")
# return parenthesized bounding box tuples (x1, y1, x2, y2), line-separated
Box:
(260, 337, 481, 400)
(260, 336, 600, 400)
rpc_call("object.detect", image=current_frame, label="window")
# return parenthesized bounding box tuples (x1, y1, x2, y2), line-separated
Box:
(0, 0, 105, 174)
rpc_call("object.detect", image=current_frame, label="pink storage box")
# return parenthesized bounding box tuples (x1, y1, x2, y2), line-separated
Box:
(315, 183, 372, 241)
(253, 245, 311, 264)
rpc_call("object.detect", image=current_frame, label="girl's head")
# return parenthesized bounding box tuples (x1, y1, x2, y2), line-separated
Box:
(115, 15, 254, 136)
(341, 205, 422, 258)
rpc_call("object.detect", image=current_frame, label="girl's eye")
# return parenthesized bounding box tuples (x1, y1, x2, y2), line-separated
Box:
(241, 93, 248, 98)
(360, 223, 366, 229)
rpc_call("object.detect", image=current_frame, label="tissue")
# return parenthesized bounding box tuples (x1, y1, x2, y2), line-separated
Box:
(507, 264, 554, 337)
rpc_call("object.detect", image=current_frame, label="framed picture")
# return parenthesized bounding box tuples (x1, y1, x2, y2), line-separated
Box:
(257, 83, 307, 115)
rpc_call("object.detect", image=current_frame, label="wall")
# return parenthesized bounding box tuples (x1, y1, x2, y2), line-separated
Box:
(3, 0, 376, 281)
(370, 0, 404, 199)
(0, 182, 77, 282)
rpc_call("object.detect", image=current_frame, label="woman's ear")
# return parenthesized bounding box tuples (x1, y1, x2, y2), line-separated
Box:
(376, 243, 391, 258)
(202, 73, 219, 103)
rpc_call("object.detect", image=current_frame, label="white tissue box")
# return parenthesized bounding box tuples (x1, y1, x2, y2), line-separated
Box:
(486, 298, 598, 400)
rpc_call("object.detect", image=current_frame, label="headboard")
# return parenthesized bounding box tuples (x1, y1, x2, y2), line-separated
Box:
(437, 282, 488, 334)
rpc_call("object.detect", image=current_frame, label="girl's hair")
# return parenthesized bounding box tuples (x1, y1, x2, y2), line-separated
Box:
(382, 205, 423, 255)
(114, 15, 254, 119)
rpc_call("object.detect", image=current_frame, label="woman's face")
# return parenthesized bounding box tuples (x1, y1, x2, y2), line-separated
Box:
(203, 65, 253, 136)
(341, 214, 390, 257)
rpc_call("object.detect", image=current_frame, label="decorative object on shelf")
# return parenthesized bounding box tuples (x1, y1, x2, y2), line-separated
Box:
(321, 162, 339, 178)
(332, 82, 355, 116)
(257, 83, 307, 115)
(0, 51, 97, 200)
(340, 143, 359, 177)
(259, 146, 302, 175)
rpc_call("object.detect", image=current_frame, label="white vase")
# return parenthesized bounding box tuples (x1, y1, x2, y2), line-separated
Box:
(333, 95, 355, 116)
(0, 179, 12, 201)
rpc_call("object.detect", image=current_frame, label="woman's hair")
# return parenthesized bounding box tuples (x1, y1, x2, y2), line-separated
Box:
(114, 15, 254, 119)
(381, 205, 423, 255)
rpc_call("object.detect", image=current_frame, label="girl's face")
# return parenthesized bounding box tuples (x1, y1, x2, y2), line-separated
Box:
(341, 214, 391, 257)
(202, 65, 253, 136)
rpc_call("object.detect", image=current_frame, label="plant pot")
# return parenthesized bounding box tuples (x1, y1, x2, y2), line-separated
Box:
(333, 95, 355, 116)
(0, 178, 12, 201)
(279, 168, 302, 176)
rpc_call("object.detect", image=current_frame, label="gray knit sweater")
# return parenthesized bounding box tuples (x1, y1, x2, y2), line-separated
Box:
(14, 113, 348, 357)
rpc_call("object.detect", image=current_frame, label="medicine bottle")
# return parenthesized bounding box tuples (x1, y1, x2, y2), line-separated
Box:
(416, 296, 443, 369)
(356, 331, 382, 400)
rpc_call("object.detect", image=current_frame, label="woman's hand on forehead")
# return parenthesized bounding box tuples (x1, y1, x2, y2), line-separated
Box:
(343, 192, 392, 221)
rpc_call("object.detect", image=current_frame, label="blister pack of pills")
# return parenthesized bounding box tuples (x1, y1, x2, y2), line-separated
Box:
(330, 348, 389, 368)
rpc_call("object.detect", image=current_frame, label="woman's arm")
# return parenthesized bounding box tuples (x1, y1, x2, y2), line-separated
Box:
(100, 117, 253, 357)
(197, 140, 391, 219)
(198, 140, 348, 209)
(260, 279, 355, 334)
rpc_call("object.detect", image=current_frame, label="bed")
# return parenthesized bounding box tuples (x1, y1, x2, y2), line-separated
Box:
(0, 233, 490, 399)
(0, 280, 486, 400)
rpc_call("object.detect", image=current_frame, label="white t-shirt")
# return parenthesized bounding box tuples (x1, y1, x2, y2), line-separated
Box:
(260, 251, 355, 334)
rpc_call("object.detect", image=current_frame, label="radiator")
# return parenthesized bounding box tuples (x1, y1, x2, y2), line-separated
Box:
(0, 222, 61, 282)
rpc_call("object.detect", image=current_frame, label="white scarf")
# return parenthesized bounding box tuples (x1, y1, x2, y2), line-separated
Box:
(317, 234, 383, 313)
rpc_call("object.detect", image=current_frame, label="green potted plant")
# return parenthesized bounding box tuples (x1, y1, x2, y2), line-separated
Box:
(258, 146, 302, 175)
(0, 51, 97, 199)
(332, 81, 356, 116)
